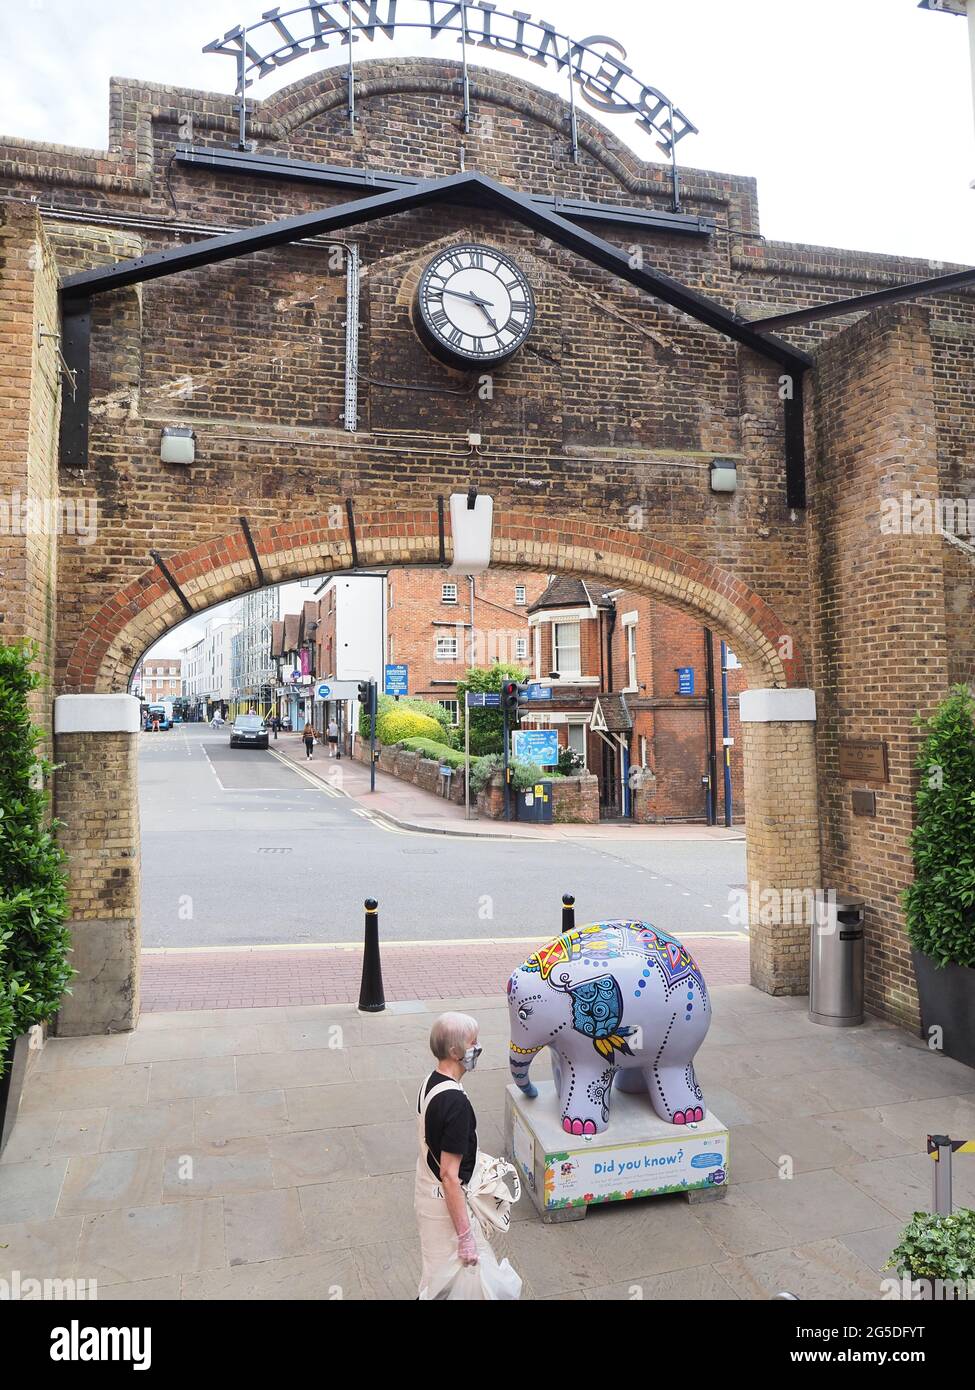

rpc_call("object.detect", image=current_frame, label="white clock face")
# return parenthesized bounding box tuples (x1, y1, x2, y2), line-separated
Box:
(416, 244, 536, 365)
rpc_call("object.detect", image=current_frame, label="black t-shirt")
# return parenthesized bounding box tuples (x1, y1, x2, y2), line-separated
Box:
(420, 1071, 477, 1185)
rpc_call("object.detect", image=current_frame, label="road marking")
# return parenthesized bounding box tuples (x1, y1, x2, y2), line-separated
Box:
(267, 747, 342, 796)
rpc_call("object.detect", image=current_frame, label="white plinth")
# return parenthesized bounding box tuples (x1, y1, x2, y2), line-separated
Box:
(54, 694, 142, 734)
(504, 1081, 729, 1220)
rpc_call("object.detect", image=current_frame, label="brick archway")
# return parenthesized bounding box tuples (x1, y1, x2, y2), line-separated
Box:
(64, 509, 805, 695)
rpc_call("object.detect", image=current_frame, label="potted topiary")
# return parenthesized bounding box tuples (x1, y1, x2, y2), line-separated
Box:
(0, 643, 74, 1153)
(885, 1209, 975, 1300)
(903, 685, 975, 1068)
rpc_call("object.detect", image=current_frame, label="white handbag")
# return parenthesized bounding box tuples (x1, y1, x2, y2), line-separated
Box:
(466, 1152, 522, 1236)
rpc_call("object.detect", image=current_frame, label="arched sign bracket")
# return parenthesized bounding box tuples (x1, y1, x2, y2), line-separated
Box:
(205, 2, 698, 209)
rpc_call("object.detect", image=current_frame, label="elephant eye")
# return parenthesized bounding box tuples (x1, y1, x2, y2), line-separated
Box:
(518, 1005, 533, 1022)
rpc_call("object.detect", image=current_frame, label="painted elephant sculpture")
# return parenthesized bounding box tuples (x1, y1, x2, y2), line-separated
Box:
(507, 920, 710, 1135)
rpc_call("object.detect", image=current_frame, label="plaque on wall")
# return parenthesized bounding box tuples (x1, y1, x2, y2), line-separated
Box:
(838, 739, 889, 782)
(851, 789, 877, 817)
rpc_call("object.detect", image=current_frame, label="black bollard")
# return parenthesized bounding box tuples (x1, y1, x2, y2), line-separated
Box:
(358, 897, 386, 1013)
(561, 893, 576, 934)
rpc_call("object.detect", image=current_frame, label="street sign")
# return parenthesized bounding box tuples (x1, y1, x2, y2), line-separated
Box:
(521, 685, 552, 702)
(315, 680, 363, 702)
(384, 664, 408, 697)
(677, 667, 695, 696)
(291, 669, 302, 681)
(467, 692, 502, 708)
(512, 729, 560, 766)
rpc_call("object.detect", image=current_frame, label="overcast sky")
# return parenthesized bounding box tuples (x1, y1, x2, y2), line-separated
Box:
(2, 1, 971, 655)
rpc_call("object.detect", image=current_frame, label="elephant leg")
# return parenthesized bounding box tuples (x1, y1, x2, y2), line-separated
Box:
(648, 1061, 705, 1125)
(559, 1057, 615, 1136)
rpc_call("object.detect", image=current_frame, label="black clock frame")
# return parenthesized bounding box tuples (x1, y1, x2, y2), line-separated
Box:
(413, 243, 537, 370)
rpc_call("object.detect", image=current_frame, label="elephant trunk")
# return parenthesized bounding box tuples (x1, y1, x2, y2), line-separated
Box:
(509, 1042, 539, 1099)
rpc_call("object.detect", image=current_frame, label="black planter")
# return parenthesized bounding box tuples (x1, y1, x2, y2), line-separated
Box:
(0, 1034, 30, 1156)
(911, 949, 975, 1070)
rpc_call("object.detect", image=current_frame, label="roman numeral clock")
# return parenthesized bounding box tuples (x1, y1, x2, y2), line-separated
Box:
(413, 244, 536, 369)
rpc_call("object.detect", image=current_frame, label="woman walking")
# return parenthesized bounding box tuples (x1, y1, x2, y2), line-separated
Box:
(414, 1013, 521, 1300)
(327, 716, 339, 758)
(302, 720, 316, 759)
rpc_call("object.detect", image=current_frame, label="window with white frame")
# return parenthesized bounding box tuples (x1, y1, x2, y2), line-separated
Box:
(515, 636, 529, 661)
(438, 699, 460, 726)
(436, 634, 459, 661)
(626, 621, 638, 690)
(725, 647, 741, 670)
(441, 582, 458, 604)
(515, 584, 527, 606)
(553, 621, 581, 677)
(567, 722, 587, 767)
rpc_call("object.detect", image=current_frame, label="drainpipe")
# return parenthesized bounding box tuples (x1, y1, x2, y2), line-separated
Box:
(703, 630, 718, 827)
(605, 600, 618, 813)
(720, 639, 733, 827)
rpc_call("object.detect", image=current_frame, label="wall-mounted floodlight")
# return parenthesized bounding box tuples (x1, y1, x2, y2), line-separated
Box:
(710, 458, 738, 494)
(160, 427, 196, 465)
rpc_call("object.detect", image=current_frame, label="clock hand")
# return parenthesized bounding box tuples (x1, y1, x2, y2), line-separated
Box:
(441, 289, 500, 332)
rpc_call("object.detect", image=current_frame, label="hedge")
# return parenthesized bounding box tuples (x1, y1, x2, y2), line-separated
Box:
(395, 738, 471, 770)
(0, 644, 73, 1074)
(377, 707, 444, 745)
(359, 694, 455, 744)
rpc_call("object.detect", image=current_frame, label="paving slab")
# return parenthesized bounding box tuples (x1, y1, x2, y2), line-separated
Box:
(3, 981, 974, 1300)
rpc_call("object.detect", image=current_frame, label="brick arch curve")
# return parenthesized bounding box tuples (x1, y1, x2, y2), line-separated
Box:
(64, 509, 803, 694)
(252, 56, 675, 199)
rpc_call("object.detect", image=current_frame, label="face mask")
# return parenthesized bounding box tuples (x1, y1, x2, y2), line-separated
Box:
(461, 1045, 482, 1072)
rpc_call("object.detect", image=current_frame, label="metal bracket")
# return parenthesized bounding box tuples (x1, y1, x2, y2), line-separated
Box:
(149, 549, 195, 617)
(345, 498, 359, 568)
(238, 515, 265, 587)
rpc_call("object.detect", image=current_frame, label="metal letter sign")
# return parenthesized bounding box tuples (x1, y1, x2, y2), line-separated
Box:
(204, 3, 697, 161)
(384, 663, 408, 696)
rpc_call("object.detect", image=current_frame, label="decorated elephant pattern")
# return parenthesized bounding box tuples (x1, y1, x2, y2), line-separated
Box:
(507, 921, 710, 1135)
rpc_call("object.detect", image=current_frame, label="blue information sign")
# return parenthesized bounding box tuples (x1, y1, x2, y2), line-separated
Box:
(677, 667, 695, 696)
(384, 664, 408, 697)
(466, 692, 502, 708)
(512, 729, 560, 766)
(520, 685, 552, 702)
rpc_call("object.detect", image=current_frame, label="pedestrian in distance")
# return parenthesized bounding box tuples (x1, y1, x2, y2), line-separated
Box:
(270, 715, 281, 740)
(327, 716, 339, 758)
(414, 1013, 522, 1300)
(302, 720, 316, 759)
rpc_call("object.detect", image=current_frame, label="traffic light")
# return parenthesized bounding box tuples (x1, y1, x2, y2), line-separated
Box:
(501, 680, 520, 720)
(358, 680, 377, 715)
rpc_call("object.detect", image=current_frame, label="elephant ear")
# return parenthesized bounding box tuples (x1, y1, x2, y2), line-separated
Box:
(568, 976, 634, 1061)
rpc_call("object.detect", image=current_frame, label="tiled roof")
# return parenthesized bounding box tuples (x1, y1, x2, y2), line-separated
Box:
(593, 691, 633, 733)
(270, 621, 285, 659)
(528, 575, 614, 613)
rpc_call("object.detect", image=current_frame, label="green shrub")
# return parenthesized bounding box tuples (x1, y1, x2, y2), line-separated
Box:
(903, 685, 975, 968)
(0, 644, 73, 1072)
(470, 754, 503, 792)
(361, 694, 455, 745)
(376, 707, 444, 745)
(886, 1208, 975, 1284)
(470, 754, 559, 794)
(396, 738, 469, 770)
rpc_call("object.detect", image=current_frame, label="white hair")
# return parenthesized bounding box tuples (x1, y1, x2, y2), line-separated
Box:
(429, 1012, 479, 1062)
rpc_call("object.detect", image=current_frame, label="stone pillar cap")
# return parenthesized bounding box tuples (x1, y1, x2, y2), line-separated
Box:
(739, 688, 816, 723)
(54, 694, 142, 734)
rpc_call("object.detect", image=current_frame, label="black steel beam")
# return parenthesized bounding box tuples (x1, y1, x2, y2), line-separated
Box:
(149, 550, 195, 617)
(61, 170, 808, 370)
(175, 144, 715, 238)
(59, 300, 91, 468)
(784, 374, 806, 512)
(751, 265, 975, 332)
(345, 498, 359, 568)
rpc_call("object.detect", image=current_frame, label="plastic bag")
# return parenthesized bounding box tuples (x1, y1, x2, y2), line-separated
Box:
(426, 1251, 523, 1301)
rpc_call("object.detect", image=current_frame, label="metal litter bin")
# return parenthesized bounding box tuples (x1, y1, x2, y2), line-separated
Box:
(809, 893, 865, 1027)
